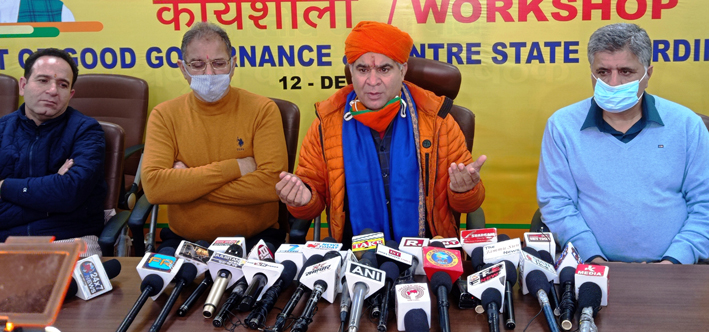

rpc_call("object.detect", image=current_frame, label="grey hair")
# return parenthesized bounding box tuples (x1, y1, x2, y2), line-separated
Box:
(180, 22, 232, 60)
(587, 23, 652, 67)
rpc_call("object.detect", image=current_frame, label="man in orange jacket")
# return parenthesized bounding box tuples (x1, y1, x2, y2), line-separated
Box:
(276, 21, 486, 244)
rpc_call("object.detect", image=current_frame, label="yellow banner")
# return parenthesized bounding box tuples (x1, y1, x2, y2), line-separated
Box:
(2, 0, 707, 237)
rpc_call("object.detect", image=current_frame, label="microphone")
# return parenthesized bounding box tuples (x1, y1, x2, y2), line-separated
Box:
(276, 243, 305, 279)
(212, 276, 248, 328)
(497, 234, 510, 241)
(177, 240, 213, 317)
(271, 254, 324, 332)
(244, 260, 298, 329)
(399, 237, 430, 276)
(395, 283, 431, 332)
(537, 250, 561, 316)
(577, 283, 602, 332)
(403, 308, 430, 332)
(525, 271, 560, 332)
(203, 244, 245, 318)
(574, 263, 609, 332)
(346, 251, 385, 332)
(247, 239, 276, 261)
(238, 257, 283, 311)
(555, 242, 582, 330)
(291, 252, 343, 332)
(467, 262, 506, 332)
(460, 228, 497, 258)
(66, 256, 121, 301)
(376, 262, 400, 332)
(429, 271, 453, 332)
(117, 248, 183, 332)
(524, 231, 557, 259)
(502, 260, 517, 330)
(303, 240, 343, 260)
(149, 263, 198, 332)
(338, 250, 360, 332)
(352, 229, 385, 259)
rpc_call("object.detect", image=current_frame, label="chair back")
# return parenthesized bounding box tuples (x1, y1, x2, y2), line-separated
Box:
(0, 74, 19, 117)
(269, 98, 301, 232)
(70, 74, 149, 183)
(697, 113, 709, 132)
(99, 121, 126, 211)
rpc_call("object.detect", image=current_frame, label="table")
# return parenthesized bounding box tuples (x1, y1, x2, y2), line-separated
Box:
(53, 258, 709, 331)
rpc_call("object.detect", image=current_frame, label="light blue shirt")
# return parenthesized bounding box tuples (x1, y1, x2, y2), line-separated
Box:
(537, 94, 709, 264)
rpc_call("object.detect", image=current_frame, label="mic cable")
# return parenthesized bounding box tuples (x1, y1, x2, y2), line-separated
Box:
(212, 277, 248, 328)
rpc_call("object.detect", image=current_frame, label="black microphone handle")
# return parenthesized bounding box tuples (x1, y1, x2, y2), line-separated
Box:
(487, 302, 500, 332)
(291, 283, 326, 332)
(503, 281, 516, 330)
(245, 278, 286, 329)
(376, 279, 394, 332)
(178, 271, 213, 317)
(212, 277, 249, 328)
(436, 285, 451, 332)
(549, 281, 561, 316)
(116, 286, 153, 332)
(272, 284, 308, 332)
(559, 282, 576, 330)
(149, 281, 186, 332)
(238, 273, 268, 312)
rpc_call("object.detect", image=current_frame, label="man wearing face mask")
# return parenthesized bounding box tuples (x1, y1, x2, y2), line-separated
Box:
(537, 23, 709, 264)
(276, 21, 486, 246)
(142, 22, 288, 247)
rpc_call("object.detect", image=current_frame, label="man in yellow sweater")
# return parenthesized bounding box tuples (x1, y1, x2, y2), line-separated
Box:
(142, 22, 288, 250)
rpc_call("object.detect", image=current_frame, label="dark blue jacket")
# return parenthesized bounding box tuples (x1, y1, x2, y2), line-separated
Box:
(0, 105, 106, 241)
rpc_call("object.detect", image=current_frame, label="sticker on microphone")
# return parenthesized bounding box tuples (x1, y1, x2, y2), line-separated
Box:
(144, 253, 177, 272)
(79, 261, 107, 295)
(424, 249, 459, 268)
(398, 284, 426, 301)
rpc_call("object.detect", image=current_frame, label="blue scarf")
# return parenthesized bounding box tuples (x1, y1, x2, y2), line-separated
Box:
(342, 87, 420, 241)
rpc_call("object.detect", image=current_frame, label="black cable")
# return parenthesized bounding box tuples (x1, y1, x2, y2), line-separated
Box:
(522, 308, 544, 332)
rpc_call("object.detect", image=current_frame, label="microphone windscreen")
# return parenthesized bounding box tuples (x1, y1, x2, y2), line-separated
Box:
(323, 250, 341, 261)
(385, 240, 399, 250)
(179, 263, 199, 284)
(497, 234, 510, 241)
(103, 259, 122, 279)
(538, 250, 554, 265)
(559, 267, 575, 285)
(266, 242, 276, 255)
(226, 244, 243, 257)
(158, 247, 176, 256)
(322, 237, 337, 243)
(404, 308, 429, 332)
(471, 247, 484, 271)
(380, 261, 400, 281)
(503, 260, 518, 286)
(521, 246, 540, 258)
(481, 263, 494, 270)
(481, 287, 502, 308)
(141, 274, 165, 297)
(359, 228, 374, 235)
(577, 283, 602, 316)
(196, 240, 210, 247)
(360, 251, 379, 268)
(279, 260, 298, 288)
(298, 255, 324, 280)
(525, 270, 550, 295)
(428, 241, 445, 248)
(66, 279, 78, 298)
(430, 271, 452, 294)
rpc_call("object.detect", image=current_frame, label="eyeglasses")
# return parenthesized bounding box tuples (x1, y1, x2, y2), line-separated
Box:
(184, 59, 231, 72)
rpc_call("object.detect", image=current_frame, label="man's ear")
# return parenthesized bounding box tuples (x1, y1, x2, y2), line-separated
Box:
(177, 60, 190, 81)
(401, 62, 408, 77)
(18, 77, 26, 96)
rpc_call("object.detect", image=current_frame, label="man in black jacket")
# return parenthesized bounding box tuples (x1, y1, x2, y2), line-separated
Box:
(0, 48, 106, 241)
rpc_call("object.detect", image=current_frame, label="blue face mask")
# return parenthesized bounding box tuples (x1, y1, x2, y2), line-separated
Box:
(183, 59, 233, 103)
(592, 68, 647, 113)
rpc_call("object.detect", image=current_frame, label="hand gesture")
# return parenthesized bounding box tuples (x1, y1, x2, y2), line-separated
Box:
(448, 155, 487, 193)
(275, 172, 312, 207)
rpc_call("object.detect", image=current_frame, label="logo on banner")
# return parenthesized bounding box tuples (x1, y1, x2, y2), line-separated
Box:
(399, 284, 426, 301)
(425, 249, 459, 268)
